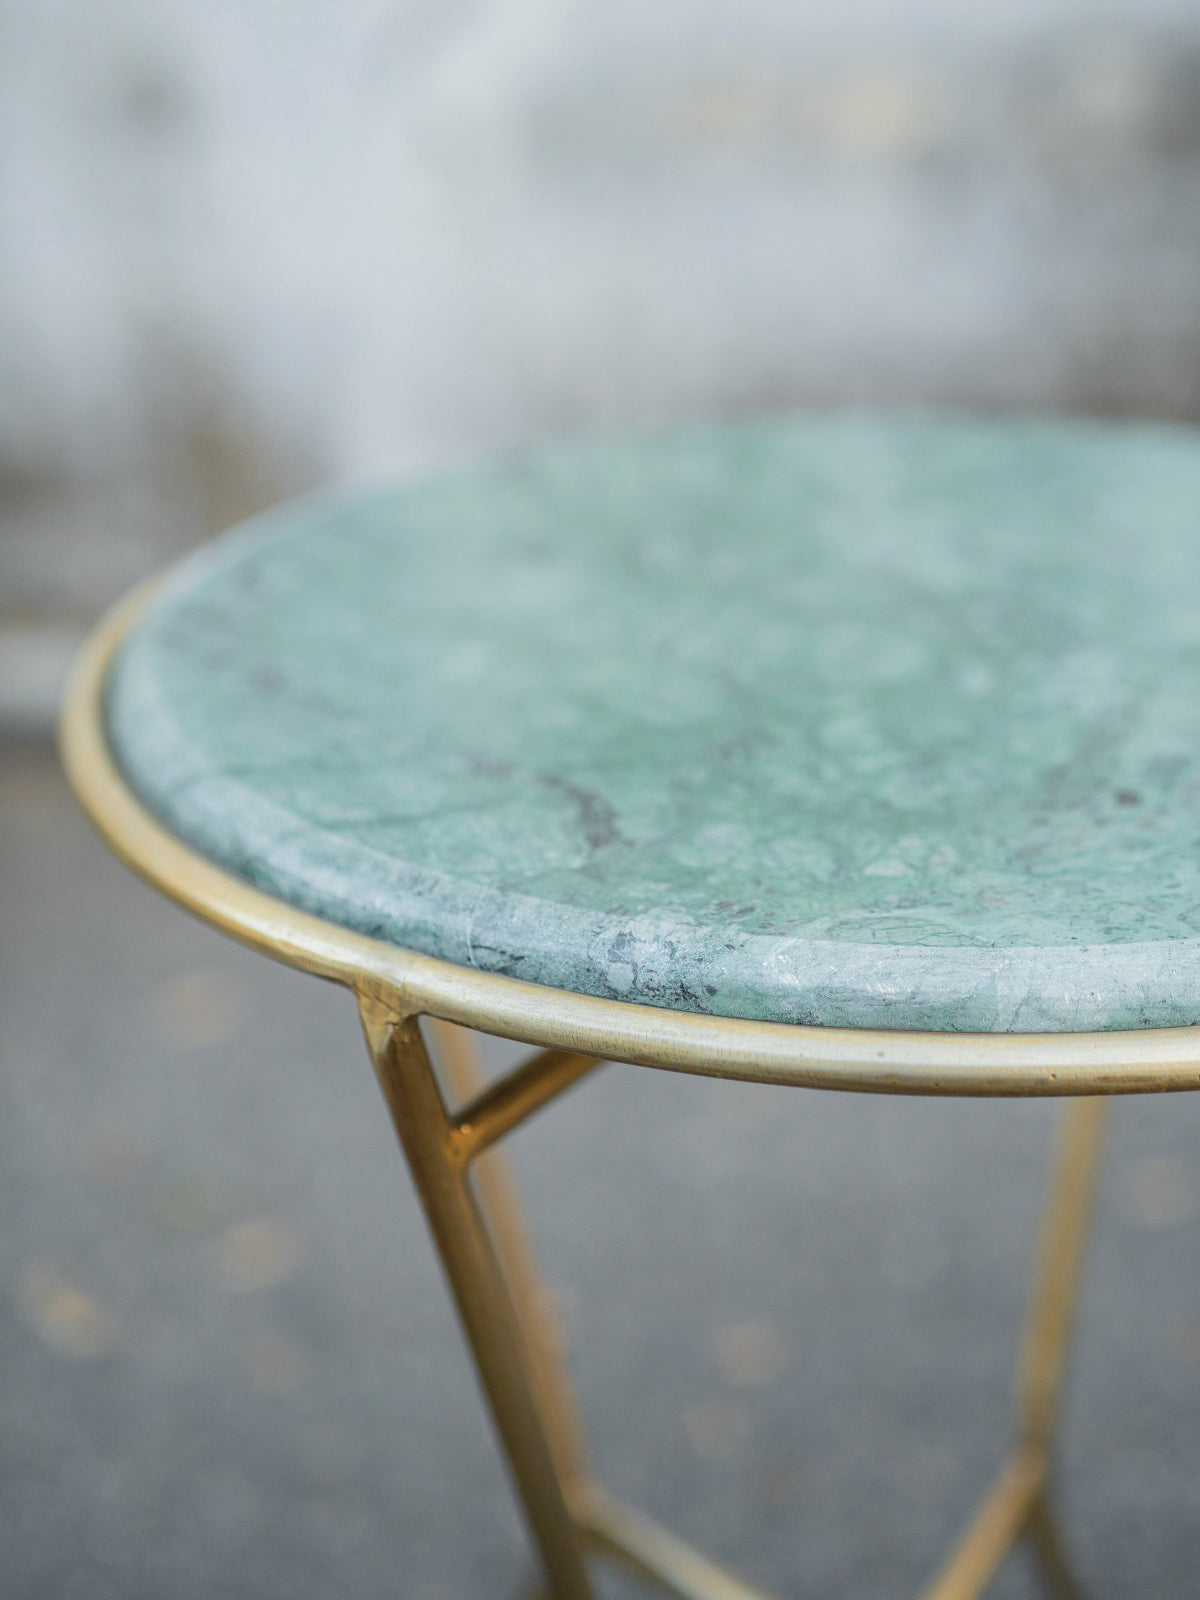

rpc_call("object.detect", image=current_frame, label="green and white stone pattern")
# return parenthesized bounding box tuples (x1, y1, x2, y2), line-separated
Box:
(107, 415, 1200, 1032)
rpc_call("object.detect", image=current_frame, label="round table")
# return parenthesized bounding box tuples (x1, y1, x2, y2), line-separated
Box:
(62, 414, 1200, 1600)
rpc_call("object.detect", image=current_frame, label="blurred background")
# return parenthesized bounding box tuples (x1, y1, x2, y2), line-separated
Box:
(4, 1, 1200, 1596)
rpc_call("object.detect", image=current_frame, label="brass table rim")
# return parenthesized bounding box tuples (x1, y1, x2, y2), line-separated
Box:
(61, 580, 1200, 1098)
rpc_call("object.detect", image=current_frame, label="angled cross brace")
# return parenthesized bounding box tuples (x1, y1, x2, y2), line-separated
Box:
(357, 992, 1108, 1600)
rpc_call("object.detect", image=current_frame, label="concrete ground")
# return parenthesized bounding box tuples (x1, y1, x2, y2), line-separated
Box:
(3, 735, 1200, 1599)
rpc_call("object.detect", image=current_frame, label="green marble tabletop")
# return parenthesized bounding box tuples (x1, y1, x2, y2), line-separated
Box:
(107, 414, 1200, 1033)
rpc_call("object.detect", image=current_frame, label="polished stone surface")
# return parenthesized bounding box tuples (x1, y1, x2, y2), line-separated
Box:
(107, 415, 1200, 1032)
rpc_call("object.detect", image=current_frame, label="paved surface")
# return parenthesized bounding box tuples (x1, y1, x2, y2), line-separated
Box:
(3, 736, 1200, 1598)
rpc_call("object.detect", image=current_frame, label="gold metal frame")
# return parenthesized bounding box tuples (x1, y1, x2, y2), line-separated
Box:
(60, 584, 1197, 1599)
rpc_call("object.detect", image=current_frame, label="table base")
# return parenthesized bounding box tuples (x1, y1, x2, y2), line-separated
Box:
(359, 996, 1108, 1600)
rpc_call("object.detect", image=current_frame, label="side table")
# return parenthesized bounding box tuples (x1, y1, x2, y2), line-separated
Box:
(62, 416, 1200, 1600)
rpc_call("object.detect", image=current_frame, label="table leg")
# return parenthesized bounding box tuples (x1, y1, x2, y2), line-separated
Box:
(922, 1095, 1109, 1600)
(1018, 1097, 1110, 1463)
(426, 1018, 596, 1506)
(359, 998, 596, 1600)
